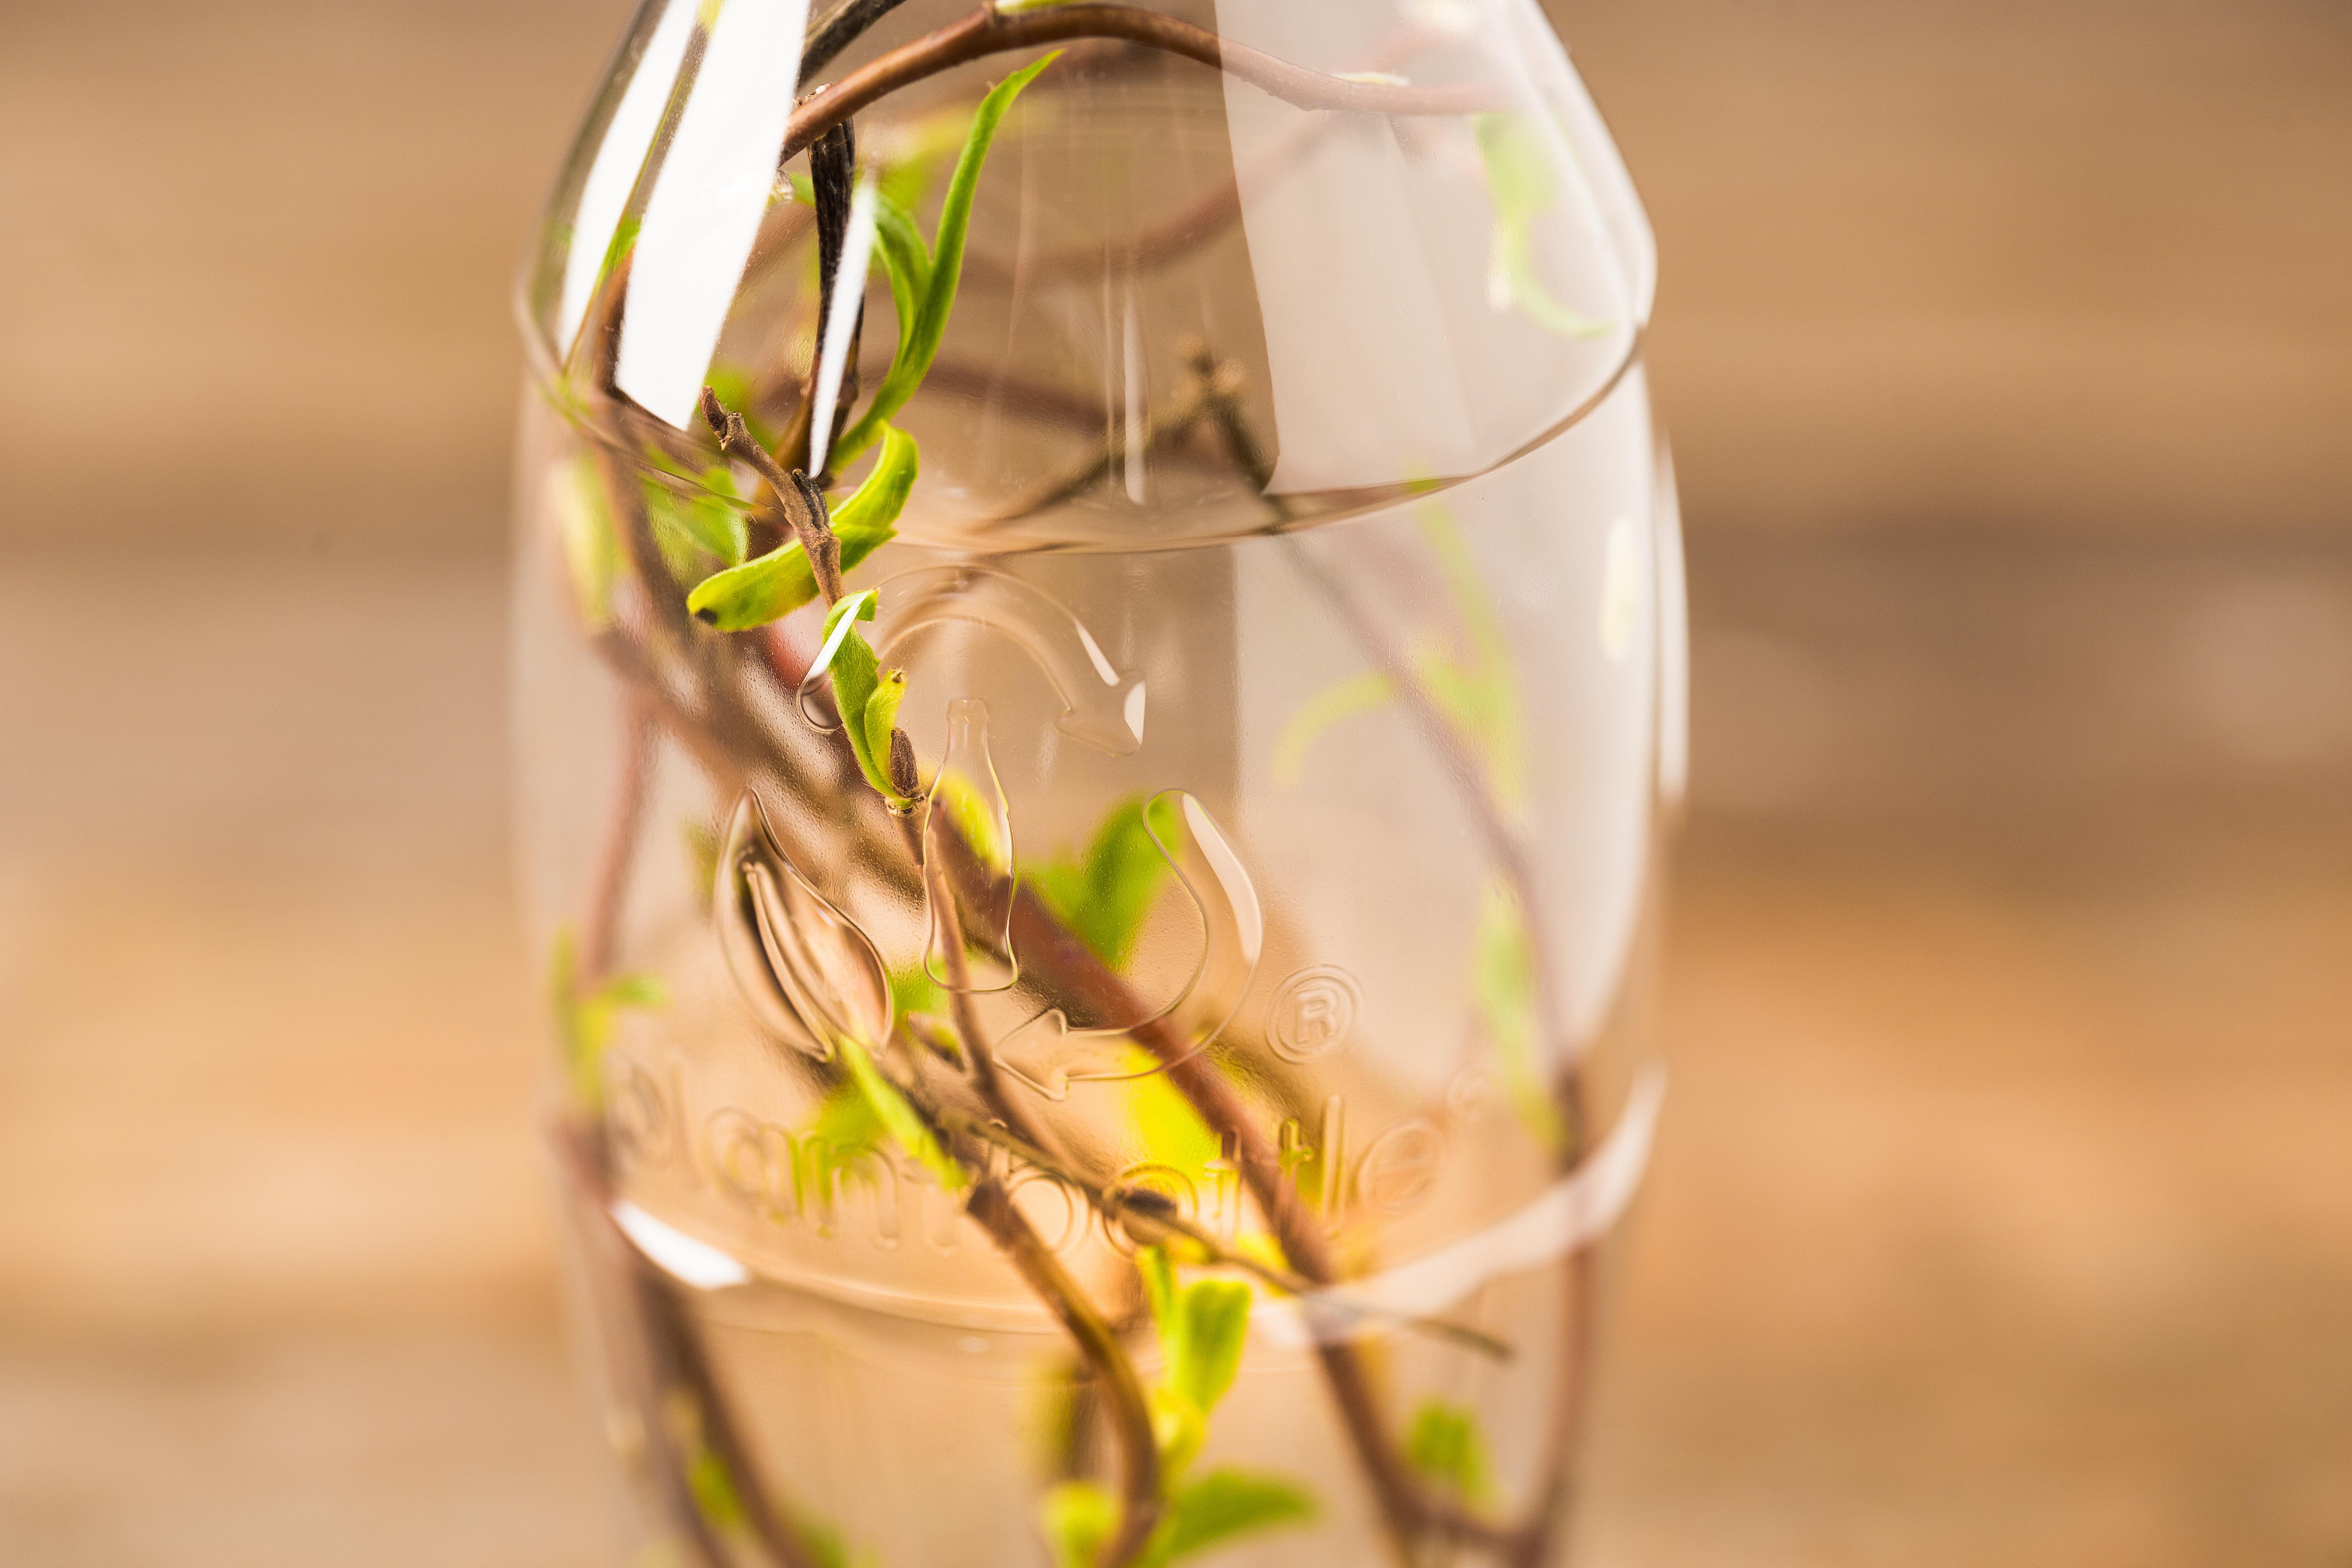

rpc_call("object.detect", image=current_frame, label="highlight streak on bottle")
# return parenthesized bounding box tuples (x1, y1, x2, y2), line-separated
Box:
(807, 171, 879, 479)
(993, 791, 1263, 1100)
(922, 697, 1018, 993)
(714, 791, 893, 1060)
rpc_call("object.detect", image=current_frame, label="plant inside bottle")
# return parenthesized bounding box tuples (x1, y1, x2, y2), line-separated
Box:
(522, 1, 1671, 1564)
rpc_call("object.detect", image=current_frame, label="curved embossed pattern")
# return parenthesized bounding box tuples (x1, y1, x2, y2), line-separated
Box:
(922, 697, 1018, 993)
(871, 565, 1147, 757)
(993, 791, 1264, 1100)
(715, 792, 893, 1059)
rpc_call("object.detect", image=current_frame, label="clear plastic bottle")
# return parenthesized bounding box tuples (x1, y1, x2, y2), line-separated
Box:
(512, 1, 1681, 1562)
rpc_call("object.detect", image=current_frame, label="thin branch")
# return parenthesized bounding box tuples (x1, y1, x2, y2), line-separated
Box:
(577, 426, 1509, 1558)
(802, 0, 916, 77)
(980, 361, 1229, 526)
(872, 951, 1162, 1568)
(550, 1120, 827, 1568)
(579, 697, 658, 984)
(782, 4, 1505, 163)
(945, 1111, 1511, 1361)
(701, 387, 844, 605)
(897, 813, 1068, 1162)
(1502, 1082, 1597, 1568)
(967, 1177, 1163, 1568)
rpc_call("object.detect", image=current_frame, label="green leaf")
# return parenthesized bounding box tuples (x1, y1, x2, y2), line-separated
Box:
(800, 592, 910, 810)
(793, 1518, 868, 1568)
(1407, 507, 1530, 818)
(1405, 1399, 1494, 1507)
(1150, 1385, 1209, 1480)
(549, 929, 667, 1114)
(1168, 1279, 1252, 1418)
(1271, 668, 1397, 787)
(1138, 1246, 1178, 1331)
(1475, 878, 1564, 1155)
(1473, 113, 1612, 340)
(831, 627, 906, 804)
(888, 964, 942, 1022)
(870, 190, 935, 389)
(806, 586, 879, 713)
(807, 1077, 884, 1158)
(1157, 1468, 1316, 1562)
(685, 1446, 748, 1533)
(554, 455, 619, 628)
(800, 1079, 885, 1207)
(862, 666, 907, 782)
(599, 973, 668, 1010)
(832, 53, 1059, 467)
(1127, 1065, 1221, 1187)
(837, 1037, 966, 1192)
(829, 421, 921, 539)
(686, 427, 918, 632)
(1040, 1480, 1118, 1568)
(641, 463, 750, 566)
(593, 211, 642, 307)
(1028, 795, 1179, 970)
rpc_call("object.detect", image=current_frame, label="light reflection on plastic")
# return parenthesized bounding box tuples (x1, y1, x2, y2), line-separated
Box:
(615, 0, 813, 428)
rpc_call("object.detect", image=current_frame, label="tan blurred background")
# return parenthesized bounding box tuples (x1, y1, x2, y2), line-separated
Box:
(2, 1, 2347, 1564)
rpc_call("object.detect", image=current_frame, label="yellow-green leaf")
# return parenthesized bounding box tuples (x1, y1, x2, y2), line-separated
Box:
(1473, 113, 1612, 339)
(686, 428, 918, 632)
(1405, 1399, 1494, 1506)
(833, 54, 1059, 467)
(1475, 878, 1563, 1155)
(837, 1038, 964, 1192)
(1271, 668, 1396, 787)
(1040, 1480, 1116, 1568)
(1157, 1468, 1316, 1562)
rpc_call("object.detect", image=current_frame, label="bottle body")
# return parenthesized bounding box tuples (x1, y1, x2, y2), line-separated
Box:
(513, 1, 1677, 1560)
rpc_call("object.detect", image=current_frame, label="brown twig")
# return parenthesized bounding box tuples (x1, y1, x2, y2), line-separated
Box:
(896, 813, 1067, 1163)
(782, 3, 1504, 163)
(803, 0, 916, 77)
(550, 1120, 827, 1568)
(580, 698, 658, 984)
(980, 363, 1229, 525)
(700, 387, 844, 606)
(864, 854, 1161, 1568)
(945, 1111, 1512, 1361)
(968, 1178, 1164, 1568)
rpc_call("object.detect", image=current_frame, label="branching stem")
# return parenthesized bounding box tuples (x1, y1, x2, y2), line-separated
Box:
(969, 1179, 1164, 1568)
(700, 387, 845, 605)
(782, 3, 1503, 164)
(580, 697, 657, 985)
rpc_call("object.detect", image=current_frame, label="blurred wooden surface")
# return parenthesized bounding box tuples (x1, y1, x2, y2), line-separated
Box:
(1561, 0, 2352, 539)
(1, 0, 2349, 1564)
(0, 0, 2345, 549)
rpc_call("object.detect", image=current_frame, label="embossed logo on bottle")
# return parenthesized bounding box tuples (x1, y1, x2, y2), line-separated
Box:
(1267, 965, 1360, 1063)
